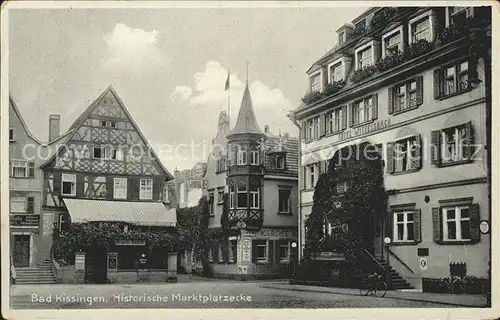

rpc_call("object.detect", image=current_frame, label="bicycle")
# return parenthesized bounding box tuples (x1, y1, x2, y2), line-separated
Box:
(359, 272, 388, 297)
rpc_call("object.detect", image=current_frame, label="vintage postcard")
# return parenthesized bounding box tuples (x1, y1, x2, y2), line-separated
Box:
(1, 1, 498, 319)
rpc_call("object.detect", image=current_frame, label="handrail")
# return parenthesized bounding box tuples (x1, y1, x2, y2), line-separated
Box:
(361, 247, 386, 273)
(387, 247, 415, 274)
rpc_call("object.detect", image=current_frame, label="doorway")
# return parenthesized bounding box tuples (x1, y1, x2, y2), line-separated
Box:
(13, 235, 31, 267)
(85, 248, 108, 284)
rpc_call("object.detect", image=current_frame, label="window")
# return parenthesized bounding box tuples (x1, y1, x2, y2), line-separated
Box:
(357, 46, 372, 69)
(250, 188, 260, 209)
(411, 17, 431, 42)
(338, 32, 345, 44)
(310, 74, 321, 92)
(384, 32, 402, 56)
(9, 128, 15, 141)
(208, 193, 215, 216)
(163, 185, 169, 203)
(443, 61, 469, 96)
(100, 120, 116, 128)
(253, 240, 268, 263)
(217, 189, 225, 204)
(110, 148, 123, 160)
(279, 241, 290, 263)
(139, 179, 153, 200)
(389, 76, 423, 114)
(352, 96, 373, 125)
(330, 63, 343, 82)
(113, 178, 127, 199)
(93, 147, 102, 159)
(275, 155, 286, 170)
(326, 108, 342, 134)
(237, 148, 247, 165)
(448, 7, 473, 26)
(393, 136, 420, 173)
(10, 160, 34, 178)
(61, 174, 76, 196)
(393, 211, 415, 242)
(278, 189, 291, 214)
(216, 154, 226, 173)
(229, 186, 235, 209)
(305, 116, 321, 140)
(250, 150, 260, 165)
(442, 126, 469, 164)
(10, 196, 27, 213)
(305, 163, 319, 189)
(442, 206, 471, 241)
(237, 186, 247, 209)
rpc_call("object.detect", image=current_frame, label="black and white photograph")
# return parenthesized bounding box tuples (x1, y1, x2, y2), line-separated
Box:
(1, 1, 498, 319)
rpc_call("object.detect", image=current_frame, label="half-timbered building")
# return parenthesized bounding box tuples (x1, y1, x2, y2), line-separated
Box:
(40, 86, 177, 283)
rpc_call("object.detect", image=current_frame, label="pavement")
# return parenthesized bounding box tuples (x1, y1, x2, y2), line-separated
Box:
(6, 277, 481, 309)
(259, 281, 487, 308)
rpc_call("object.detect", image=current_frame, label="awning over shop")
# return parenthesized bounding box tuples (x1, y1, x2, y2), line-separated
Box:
(63, 198, 176, 227)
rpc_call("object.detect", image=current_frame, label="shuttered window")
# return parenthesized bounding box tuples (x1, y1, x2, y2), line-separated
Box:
(434, 57, 477, 100)
(431, 121, 474, 166)
(387, 135, 422, 174)
(252, 239, 269, 263)
(388, 76, 423, 114)
(432, 203, 480, 244)
(113, 178, 128, 199)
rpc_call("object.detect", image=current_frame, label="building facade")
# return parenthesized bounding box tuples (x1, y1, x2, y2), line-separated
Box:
(173, 162, 207, 209)
(40, 86, 177, 283)
(292, 6, 491, 289)
(203, 83, 299, 280)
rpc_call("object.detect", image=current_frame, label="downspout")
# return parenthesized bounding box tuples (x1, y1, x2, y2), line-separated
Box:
(288, 111, 302, 261)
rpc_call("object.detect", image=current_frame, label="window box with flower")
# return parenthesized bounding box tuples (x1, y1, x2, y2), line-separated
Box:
(406, 39, 434, 59)
(376, 50, 406, 72)
(323, 79, 346, 97)
(301, 90, 324, 105)
(350, 65, 377, 84)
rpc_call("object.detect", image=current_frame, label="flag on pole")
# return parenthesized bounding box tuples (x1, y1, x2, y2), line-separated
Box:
(225, 70, 230, 91)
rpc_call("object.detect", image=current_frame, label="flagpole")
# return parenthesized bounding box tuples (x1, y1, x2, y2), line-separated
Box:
(227, 69, 231, 129)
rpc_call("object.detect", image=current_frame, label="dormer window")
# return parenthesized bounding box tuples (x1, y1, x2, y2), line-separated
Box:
(384, 31, 402, 57)
(357, 46, 372, 70)
(330, 63, 343, 82)
(274, 154, 286, 170)
(338, 32, 345, 44)
(310, 73, 321, 92)
(355, 20, 366, 33)
(447, 7, 473, 26)
(411, 17, 430, 42)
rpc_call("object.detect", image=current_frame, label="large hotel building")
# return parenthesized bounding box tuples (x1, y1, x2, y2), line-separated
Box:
(291, 6, 491, 289)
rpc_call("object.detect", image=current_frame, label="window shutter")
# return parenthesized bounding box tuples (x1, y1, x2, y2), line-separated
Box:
(349, 103, 355, 127)
(302, 167, 307, 190)
(28, 162, 35, 178)
(251, 240, 258, 263)
(371, 93, 378, 120)
(26, 196, 34, 214)
(411, 134, 422, 170)
(9, 160, 12, 177)
(431, 130, 441, 165)
(53, 172, 62, 193)
(388, 212, 394, 239)
(386, 142, 394, 174)
(129, 178, 139, 201)
(416, 75, 424, 106)
(388, 87, 394, 114)
(464, 121, 474, 160)
(319, 113, 326, 137)
(432, 207, 441, 243)
(469, 203, 480, 244)
(341, 106, 347, 129)
(301, 121, 307, 141)
(413, 209, 421, 243)
(153, 178, 162, 200)
(468, 56, 478, 89)
(268, 240, 274, 263)
(106, 177, 114, 200)
(76, 174, 85, 197)
(433, 68, 442, 99)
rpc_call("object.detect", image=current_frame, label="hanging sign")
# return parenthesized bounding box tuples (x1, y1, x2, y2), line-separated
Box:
(420, 257, 428, 271)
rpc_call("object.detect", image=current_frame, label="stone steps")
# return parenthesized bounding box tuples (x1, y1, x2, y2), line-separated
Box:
(14, 260, 57, 285)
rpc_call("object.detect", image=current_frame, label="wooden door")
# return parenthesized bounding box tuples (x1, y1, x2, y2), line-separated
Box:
(13, 235, 30, 267)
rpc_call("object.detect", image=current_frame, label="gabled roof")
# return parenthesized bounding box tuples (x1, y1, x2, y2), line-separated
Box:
(228, 83, 264, 137)
(40, 85, 174, 180)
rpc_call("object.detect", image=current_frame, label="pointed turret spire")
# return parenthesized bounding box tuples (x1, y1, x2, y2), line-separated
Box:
(228, 83, 263, 136)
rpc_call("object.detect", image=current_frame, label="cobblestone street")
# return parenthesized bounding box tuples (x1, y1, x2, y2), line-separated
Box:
(9, 281, 458, 309)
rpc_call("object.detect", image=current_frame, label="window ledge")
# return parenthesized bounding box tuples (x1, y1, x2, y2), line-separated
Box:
(277, 212, 293, 216)
(324, 129, 345, 138)
(10, 177, 35, 179)
(302, 188, 315, 192)
(437, 159, 473, 168)
(391, 105, 420, 116)
(351, 119, 375, 129)
(438, 87, 472, 101)
(391, 168, 421, 176)
(255, 261, 272, 265)
(9, 140, 15, 143)
(391, 241, 419, 246)
(436, 240, 478, 245)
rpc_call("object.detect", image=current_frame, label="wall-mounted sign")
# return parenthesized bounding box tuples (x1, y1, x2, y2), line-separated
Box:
(339, 119, 391, 141)
(10, 214, 40, 227)
(188, 179, 204, 189)
(242, 239, 251, 262)
(107, 254, 118, 270)
(75, 254, 85, 270)
(115, 239, 146, 246)
(236, 221, 247, 229)
(419, 257, 428, 271)
(480, 220, 490, 234)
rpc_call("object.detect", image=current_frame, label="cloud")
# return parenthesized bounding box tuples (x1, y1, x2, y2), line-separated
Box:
(174, 60, 297, 136)
(102, 23, 166, 73)
(170, 85, 192, 102)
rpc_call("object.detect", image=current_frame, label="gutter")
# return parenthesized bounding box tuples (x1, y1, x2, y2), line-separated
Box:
(287, 112, 302, 261)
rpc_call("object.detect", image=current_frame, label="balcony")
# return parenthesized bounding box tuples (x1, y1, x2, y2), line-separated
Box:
(227, 164, 264, 176)
(227, 208, 263, 230)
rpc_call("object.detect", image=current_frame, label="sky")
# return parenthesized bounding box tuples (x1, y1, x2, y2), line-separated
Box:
(8, 5, 367, 171)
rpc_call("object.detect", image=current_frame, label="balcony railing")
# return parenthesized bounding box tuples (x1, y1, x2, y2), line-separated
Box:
(227, 208, 264, 230)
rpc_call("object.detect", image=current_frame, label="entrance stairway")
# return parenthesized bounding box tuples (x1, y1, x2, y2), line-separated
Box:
(15, 259, 57, 284)
(376, 257, 413, 290)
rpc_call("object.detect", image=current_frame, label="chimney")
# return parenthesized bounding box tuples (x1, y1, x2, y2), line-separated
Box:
(48, 114, 60, 141)
(264, 125, 269, 133)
